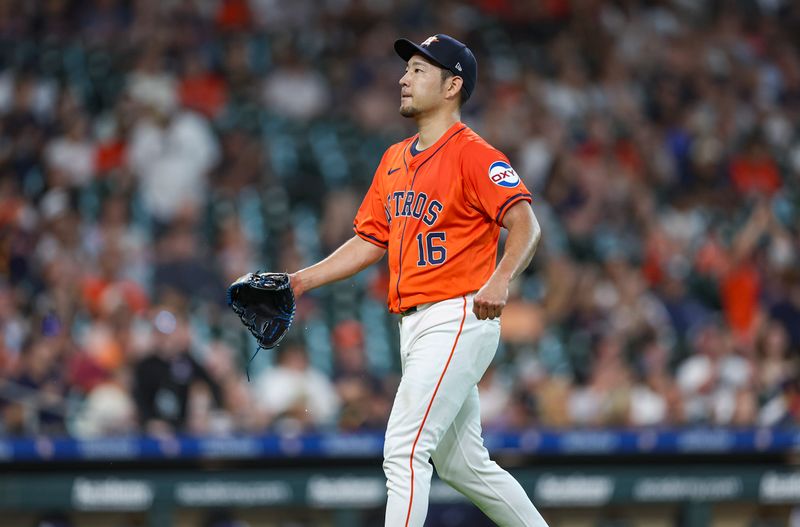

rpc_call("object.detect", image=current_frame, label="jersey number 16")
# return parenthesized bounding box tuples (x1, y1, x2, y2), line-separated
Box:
(416, 232, 447, 266)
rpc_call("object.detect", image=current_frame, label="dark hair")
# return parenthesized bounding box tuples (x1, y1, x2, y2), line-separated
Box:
(441, 69, 467, 107)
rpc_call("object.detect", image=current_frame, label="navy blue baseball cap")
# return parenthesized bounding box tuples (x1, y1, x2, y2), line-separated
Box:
(394, 34, 477, 101)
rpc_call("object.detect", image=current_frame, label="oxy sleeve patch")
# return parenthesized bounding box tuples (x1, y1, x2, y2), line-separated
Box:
(488, 161, 520, 188)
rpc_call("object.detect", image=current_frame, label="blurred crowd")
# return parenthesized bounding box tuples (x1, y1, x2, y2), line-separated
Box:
(0, 0, 799, 440)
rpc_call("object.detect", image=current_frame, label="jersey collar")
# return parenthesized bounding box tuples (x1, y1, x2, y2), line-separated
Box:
(405, 122, 467, 169)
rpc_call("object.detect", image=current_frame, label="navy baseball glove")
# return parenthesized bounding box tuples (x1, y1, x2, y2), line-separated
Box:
(227, 272, 296, 360)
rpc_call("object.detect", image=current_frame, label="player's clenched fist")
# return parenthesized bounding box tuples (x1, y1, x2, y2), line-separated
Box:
(473, 277, 509, 320)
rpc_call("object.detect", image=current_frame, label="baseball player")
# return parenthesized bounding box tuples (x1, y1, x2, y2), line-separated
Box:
(289, 34, 548, 527)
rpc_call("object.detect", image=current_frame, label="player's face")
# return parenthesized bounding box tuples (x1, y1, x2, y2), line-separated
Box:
(399, 55, 447, 118)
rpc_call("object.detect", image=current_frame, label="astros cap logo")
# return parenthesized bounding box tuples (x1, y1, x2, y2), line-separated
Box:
(488, 161, 520, 188)
(421, 36, 439, 47)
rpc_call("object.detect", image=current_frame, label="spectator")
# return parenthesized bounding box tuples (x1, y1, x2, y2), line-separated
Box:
(179, 53, 228, 119)
(72, 369, 137, 438)
(127, 48, 220, 223)
(82, 192, 150, 287)
(133, 307, 222, 436)
(7, 336, 68, 436)
(769, 271, 800, 352)
(44, 114, 95, 188)
(629, 339, 683, 426)
(331, 320, 390, 431)
(729, 131, 782, 197)
(262, 48, 331, 121)
(757, 320, 797, 400)
(252, 340, 340, 433)
(569, 333, 632, 427)
(152, 222, 225, 304)
(204, 339, 263, 434)
(676, 321, 752, 425)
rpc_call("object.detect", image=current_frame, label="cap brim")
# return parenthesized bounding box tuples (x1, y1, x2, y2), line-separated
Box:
(394, 39, 448, 70)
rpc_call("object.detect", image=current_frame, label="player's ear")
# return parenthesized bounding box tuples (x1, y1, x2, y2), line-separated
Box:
(446, 75, 464, 101)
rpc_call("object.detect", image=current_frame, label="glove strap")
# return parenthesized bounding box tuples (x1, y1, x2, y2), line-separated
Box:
(246, 344, 264, 382)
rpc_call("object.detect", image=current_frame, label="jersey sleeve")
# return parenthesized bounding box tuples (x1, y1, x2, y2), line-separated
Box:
(461, 143, 532, 226)
(353, 152, 390, 249)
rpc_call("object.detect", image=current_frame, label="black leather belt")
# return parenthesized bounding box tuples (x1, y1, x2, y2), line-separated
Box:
(399, 306, 418, 317)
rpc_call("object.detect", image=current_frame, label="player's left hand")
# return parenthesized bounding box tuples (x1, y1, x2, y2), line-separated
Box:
(473, 277, 509, 320)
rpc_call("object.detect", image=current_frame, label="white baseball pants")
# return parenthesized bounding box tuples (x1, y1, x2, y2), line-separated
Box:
(383, 294, 548, 527)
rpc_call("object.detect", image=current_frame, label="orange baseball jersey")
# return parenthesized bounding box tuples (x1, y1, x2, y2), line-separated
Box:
(353, 122, 532, 313)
